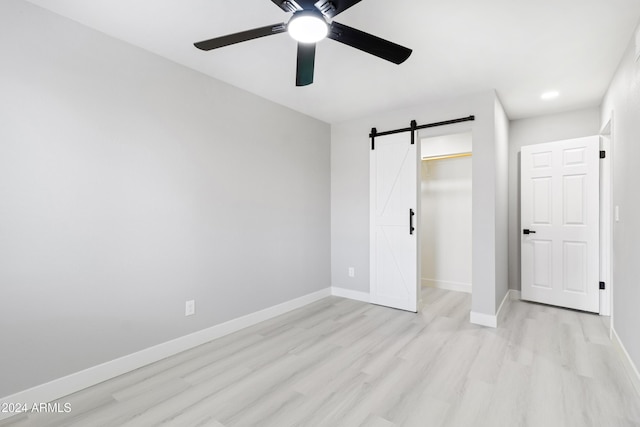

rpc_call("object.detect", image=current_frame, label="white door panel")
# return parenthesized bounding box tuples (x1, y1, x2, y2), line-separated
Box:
(521, 136, 599, 313)
(370, 133, 418, 312)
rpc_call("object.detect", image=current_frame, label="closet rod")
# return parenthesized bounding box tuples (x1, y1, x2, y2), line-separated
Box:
(422, 152, 472, 161)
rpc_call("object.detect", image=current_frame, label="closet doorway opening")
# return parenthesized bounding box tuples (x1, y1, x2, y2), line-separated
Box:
(419, 131, 473, 301)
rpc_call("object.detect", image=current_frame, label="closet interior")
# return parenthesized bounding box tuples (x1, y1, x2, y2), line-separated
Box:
(420, 132, 473, 294)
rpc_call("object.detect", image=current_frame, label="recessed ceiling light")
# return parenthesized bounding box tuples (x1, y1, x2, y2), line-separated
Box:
(541, 91, 559, 100)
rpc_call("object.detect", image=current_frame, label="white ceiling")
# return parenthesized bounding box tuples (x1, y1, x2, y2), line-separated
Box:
(24, 0, 640, 124)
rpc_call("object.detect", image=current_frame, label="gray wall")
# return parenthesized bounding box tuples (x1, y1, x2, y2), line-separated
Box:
(0, 0, 330, 398)
(331, 91, 509, 317)
(601, 23, 640, 374)
(507, 108, 601, 291)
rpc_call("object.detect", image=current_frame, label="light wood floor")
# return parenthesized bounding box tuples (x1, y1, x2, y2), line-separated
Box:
(2, 288, 640, 427)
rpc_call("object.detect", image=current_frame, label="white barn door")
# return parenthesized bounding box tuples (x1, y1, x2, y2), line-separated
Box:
(370, 133, 418, 312)
(521, 136, 600, 313)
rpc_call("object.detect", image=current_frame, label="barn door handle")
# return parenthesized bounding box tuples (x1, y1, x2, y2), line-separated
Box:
(409, 209, 415, 235)
(523, 229, 536, 235)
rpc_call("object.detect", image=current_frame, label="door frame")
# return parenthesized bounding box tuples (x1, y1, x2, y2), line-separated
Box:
(600, 117, 614, 319)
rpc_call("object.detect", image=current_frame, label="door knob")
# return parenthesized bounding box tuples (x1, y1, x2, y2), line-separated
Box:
(523, 229, 537, 235)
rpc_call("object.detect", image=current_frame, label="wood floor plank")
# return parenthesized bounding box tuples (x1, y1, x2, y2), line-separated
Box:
(441, 379, 493, 427)
(2, 288, 639, 427)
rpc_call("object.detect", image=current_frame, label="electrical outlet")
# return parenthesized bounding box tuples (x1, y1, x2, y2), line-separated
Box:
(348, 267, 355, 278)
(185, 300, 195, 316)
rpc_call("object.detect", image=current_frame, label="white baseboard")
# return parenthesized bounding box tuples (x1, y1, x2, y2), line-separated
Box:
(612, 327, 640, 398)
(495, 289, 515, 325)
(331, 287, 370, 303)
(470, 289, 513, 329)
(470, 311, 497, 328)
(0, 288, 332, 421)
(421, 278, 471, 294)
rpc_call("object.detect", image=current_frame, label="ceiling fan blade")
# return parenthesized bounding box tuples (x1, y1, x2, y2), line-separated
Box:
(270, 0, 302, 12)
(327, 21, 412, 64)
(194, 23, 286, 51)
(314, 0, 362, 18)
(296, 42, 316, 86)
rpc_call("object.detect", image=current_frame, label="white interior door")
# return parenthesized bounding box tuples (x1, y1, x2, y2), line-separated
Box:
(370, 133, 418, 312)
(521, 136, 600, 313)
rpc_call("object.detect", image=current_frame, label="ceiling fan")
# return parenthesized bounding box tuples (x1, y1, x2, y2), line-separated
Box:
(194, 0, 412, 86)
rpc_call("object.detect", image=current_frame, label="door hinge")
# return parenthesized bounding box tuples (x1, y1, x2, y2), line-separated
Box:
(599, 281, 606, 290)
(600, 150, 606, 159)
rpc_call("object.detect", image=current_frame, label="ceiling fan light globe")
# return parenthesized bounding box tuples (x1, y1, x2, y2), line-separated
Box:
(288, 13, 328, 43)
